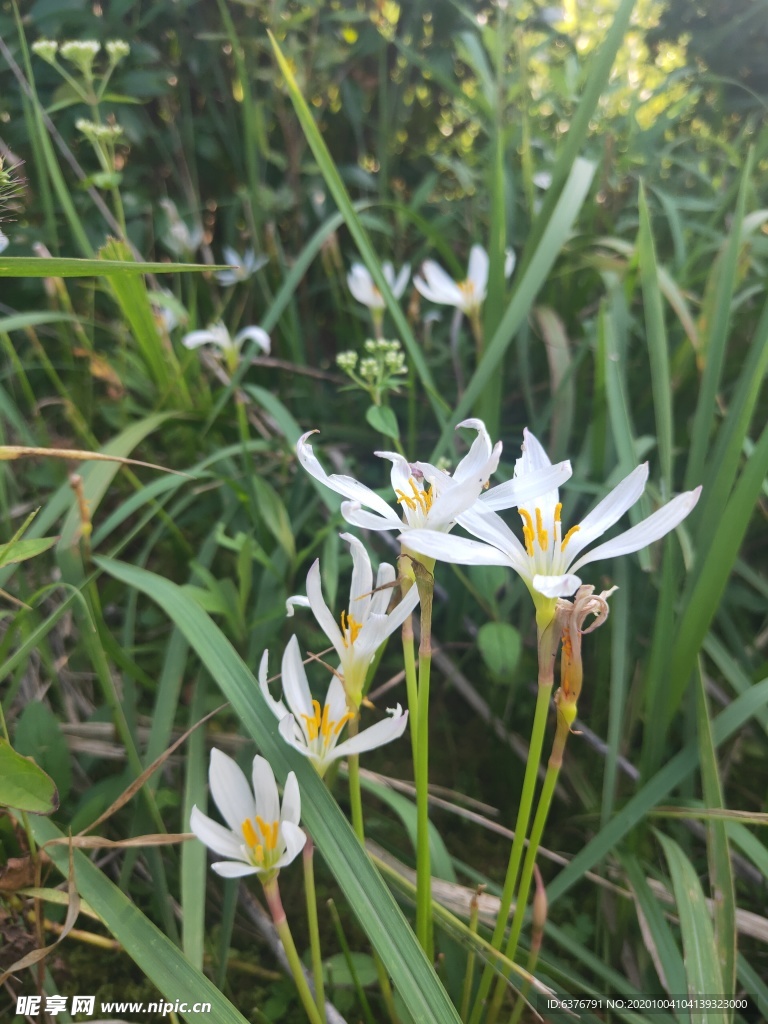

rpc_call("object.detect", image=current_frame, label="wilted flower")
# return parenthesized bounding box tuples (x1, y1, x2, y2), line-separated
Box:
(216, 246, 268, 287)
(190, 750, 305, 881)
(260, 636, 408, 775)
(286, 533, 419, 705)
(402, 428, 701, 628)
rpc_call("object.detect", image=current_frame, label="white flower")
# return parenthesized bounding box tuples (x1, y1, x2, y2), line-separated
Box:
(286, 533, 420, 704)
(0, 231, 8, 254)
(190, 750, 305, 880)
(216, 246, 268, 287)
(296, 420, 570, 536)
(402, 429, 701, 625)
(347, 261, 411, 310)
(260, 636, 408, 775)
(413, 245, 515, 316)
(159, 198, 204, 257)
(183, 322, 270, 360)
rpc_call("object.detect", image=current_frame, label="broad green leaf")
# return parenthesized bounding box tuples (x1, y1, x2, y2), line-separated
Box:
(365, 404, 400, 441)
(0, 535, 57, 566)
(476, 621, 521, 681)
(657, 834, 727, 1024)
(94, 556, 463, 1024)
(0, 739, 59, 814)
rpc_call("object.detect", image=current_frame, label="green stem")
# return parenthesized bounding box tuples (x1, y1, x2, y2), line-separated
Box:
(264, 879, 324, 1024)
(401, 601, 419, 761)
(468, 620, 559, 1024)
(459, 889, 481, 1022)
(347, 723, 365, 843)
(302, 835, 327, 1024)
(413, 557, 435, 959)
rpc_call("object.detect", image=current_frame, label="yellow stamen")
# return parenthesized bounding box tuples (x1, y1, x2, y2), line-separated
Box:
(554, 502, 562, 523)
(519, 509, 535, 557)
(535, 507, 548, 551)
(242, 818, 258, 848)
(396, 477, 433, 515)
(340, 609, 363, 647)
(256, 815, 279, 851)
(561, 524, 581, 551)
(333, 711, 354, 736)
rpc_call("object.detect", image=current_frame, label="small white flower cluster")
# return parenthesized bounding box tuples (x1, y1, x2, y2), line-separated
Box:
(337, 338, 407, 402)
(75, 119, 124, 142)
(32, 39, 130, 68)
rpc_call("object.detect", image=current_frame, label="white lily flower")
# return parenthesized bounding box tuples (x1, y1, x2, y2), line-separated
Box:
(0, 231, 9, 254)
(190, 749, 305, 881)
(413, 244, 515, 316)
(347, 261, 411, 310)
(401, 428, 702, 627)
(183, 321, 270, 372)
(260, 637, 408, 776)
(286, 533, 420, 705)
(216, 246, 268, 287)
(296, 420, 570, 537)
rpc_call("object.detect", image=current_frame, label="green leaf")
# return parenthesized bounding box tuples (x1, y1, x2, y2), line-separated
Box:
(251, 476, 296, 563)
(0, 739, 59, 814)
(476, 622, 521, 681)
(657, 834, 727, 1024)
(24, 814, 251, 1024)
(94, 556, 462, 1024)
(0, 256, 221, 277)
(0, 535, 57, 567)
(13, 703, 72, 804)
(365, 405, 400, 441)
(323, 952, 378, 989)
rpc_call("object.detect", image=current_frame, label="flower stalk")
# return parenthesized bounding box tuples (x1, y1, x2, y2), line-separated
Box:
(264, 878, 325, 1024)
(302, 835, 327, 1024)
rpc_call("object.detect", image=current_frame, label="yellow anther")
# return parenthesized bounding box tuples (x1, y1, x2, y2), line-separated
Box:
(256, 815, 279, 851)
(535, 507, 548, 551)
(242, 818, 258, 848)
(554, 502, 562, 523)
(340, 609, 363, 647)
(396, 477, 433, 515)
(561, 524, 581, 551)
(396, 488, 417, 511)
(333, 711, 354, 735)
(519, 509, 535, 557)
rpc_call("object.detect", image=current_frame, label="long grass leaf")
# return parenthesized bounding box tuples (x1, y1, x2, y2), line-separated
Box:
(94, 556, 463, 1024)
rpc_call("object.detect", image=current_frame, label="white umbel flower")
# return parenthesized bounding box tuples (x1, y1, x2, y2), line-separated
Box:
(190, 750, 305, 881)
(260, 637, 408, 776)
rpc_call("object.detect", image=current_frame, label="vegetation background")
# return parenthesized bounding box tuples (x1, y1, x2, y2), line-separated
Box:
(0, 0, 766, 1021)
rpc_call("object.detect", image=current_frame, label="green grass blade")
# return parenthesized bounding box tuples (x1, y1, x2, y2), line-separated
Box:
(547, 677, 768, 906)
(685, 149, 754, 489)
(268, 32, 446, 426)
(657, 834, 727, 1024)
(694, 659, 736, 998)
(637, 184, 673, 493)
(0, 257, 220, 277)
(94, 556, 463, 1024)
(25, 815, 251, 1024)
(664, 419, 768, 727)
(432, 157, 595, 459)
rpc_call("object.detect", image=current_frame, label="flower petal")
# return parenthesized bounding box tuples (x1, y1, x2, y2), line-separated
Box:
(234, 326, 271, 354)
(481, 459, 572, 511)
(569, 487, 702, 575)
(274, 821, 307, 868)
(182, 329, 218, 350)
(532, 573, 582, 598)
(393, 263, 411, 298)
(561, 463, 648, 563)
(456, 506, 531, 576)
(341, 501, 402, 532)
(259, 649, 289, 721)
(190, 806, 244, 860)
(209, 749, 255, 833)
(341, 532, 374, 619)
(285, 595, 311, 617)
(414, 260, 464, 306)
(252, 755, 280, 826)
(211, 861, 259, 878)
(370, 561, 397, 617)
(332, 707, 409, 759)
(453, 418, 498, 484)
(280, 771, 302, 827)
(297, 433, 397, 520)
(306, 559, 345, 655)
(402, 529, 512, 567)
(281, 634, 315, 726)
(467, 245, 489, 297)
